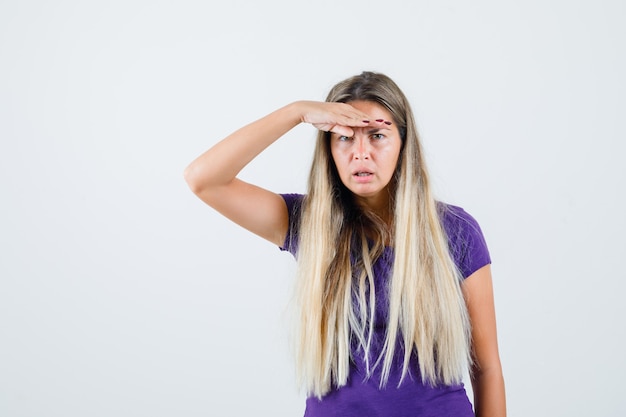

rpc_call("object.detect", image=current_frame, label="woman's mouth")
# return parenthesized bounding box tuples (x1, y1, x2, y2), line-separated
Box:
(353, 171, 374, 183)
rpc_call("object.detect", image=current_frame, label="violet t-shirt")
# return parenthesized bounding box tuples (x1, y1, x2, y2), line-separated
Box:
(279, 193, 491, 417)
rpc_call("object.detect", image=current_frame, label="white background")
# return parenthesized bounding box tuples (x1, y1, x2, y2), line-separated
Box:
(1, 1, 625, 416)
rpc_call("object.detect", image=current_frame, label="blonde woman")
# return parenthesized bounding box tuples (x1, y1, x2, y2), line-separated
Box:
(184, 72, 506, 417)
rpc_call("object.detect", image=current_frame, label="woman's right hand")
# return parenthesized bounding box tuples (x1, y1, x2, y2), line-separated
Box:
(296, 101, 373, 137)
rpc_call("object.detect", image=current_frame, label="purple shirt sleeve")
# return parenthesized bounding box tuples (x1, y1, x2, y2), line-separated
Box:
(279, 193, 304, 255)
(440, 204, 492, 278)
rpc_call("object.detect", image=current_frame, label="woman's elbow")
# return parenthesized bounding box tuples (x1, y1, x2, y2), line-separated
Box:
(183, 163, 206, 195)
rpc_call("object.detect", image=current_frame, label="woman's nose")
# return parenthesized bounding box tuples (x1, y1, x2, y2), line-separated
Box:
(353, 137, 370, 160)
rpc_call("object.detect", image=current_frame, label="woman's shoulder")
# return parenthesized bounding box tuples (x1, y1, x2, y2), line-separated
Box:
(437, 202, 483, 232)
(280, 193, 305, 210)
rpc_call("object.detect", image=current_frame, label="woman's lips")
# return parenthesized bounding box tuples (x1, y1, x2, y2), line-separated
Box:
(353, 171, 373, 182)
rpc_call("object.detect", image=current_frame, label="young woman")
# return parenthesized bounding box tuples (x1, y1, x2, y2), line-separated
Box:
(184, 72, 506, 417)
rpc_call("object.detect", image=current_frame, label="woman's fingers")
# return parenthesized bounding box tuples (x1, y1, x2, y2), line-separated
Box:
(300, 101, 393, 136)
(311, 123, 355, 137)
(300, 101, 371, 129)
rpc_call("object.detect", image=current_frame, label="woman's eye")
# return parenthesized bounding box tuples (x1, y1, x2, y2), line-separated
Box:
(371, 133, 384, 140)
(338, 135, 351, 141)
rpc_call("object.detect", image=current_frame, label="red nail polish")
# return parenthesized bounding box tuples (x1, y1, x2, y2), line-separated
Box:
(375, 119, 384, 123)
(384, 121, 392, 125)
(362, 120, 370, 123)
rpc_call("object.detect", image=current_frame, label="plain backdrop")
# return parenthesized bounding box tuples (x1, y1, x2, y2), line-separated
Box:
(1, 1, 625, 416)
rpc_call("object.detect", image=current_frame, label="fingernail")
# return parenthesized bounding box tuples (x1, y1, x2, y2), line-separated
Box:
(384, 121, 392, 125)
(375, 119, 384, 123)
(362, 120, 370, 123)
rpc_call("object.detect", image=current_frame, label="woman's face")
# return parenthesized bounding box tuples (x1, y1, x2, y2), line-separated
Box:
(330, 100, 402, 210)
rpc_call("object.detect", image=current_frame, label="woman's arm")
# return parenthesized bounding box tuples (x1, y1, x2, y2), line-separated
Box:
(463, 265, 506, 417)
(183, 101, 372, 246)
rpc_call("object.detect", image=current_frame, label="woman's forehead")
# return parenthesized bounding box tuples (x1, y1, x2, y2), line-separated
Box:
(347, 100, 392, 117)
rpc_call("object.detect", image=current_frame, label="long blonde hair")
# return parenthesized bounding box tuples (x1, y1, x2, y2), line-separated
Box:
(293, 72, 471, 398)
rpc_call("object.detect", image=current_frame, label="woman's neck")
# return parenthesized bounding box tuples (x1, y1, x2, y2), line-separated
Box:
(355, 194, 393, 228)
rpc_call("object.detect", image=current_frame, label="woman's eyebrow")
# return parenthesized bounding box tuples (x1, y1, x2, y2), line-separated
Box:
(366, 127, 389, 134)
